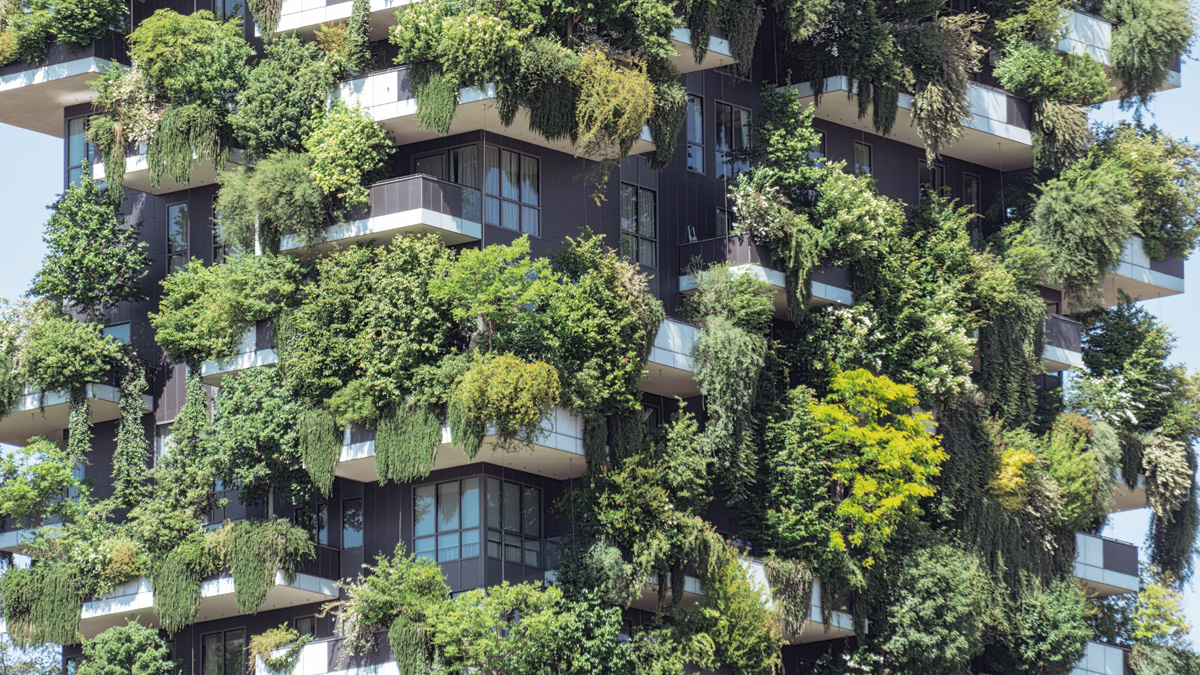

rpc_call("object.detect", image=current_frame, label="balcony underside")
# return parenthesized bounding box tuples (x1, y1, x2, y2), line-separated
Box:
(95, 150, 246, 196)
(1110, 473, 1148, 512)
(78, 573, 338, 639)
(1050, 237, 1185, 313)
(336, 409, 586, 482)
(0, 58, 111, 137)
(338, 76, 654, 162)
(639, 319, 701, 398)
(0, 384, 153, 446)
(782, 76, 1035, 171)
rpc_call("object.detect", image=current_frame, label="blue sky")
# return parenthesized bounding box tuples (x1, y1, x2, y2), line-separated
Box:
(1, 47, 1198, 641)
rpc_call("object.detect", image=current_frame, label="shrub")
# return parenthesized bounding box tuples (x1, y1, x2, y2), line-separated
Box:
(51, 0, 125, 46)
(447, 352, 561, 457)
(250, 625, 312, 673)
(127, 9, 251, 106)
(304, 102, 393, 208)
(151, 253, 299, 363)
(22, 315, 123, 393)
(215, 151, 330, 252)
(0, 437, 88, 522)
(147, 102, 229, 188)
(994, 38, 1112, 106)
(990, 579, 1091, 674)
(1106, 0, 1196, 110)
(77, 621, 177, 675)
(230, 36, 333, 157)
(573, 48, 655, 160)
(1039, 413, 1116, 530)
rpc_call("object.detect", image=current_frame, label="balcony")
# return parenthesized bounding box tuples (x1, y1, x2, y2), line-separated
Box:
(678, 235, 854, 317)
(636, 563, 858, 644)
(1074, 533, 1139, 596)
(336, 407, 586, 482)
(0, 517, 58, 554)
(77, 547, 340, 639)
(280, 174, 482, 254)
(1042, 314, 1084, 372)
(639, 318, 702, 398)
(1058, 10, 1182, 97)
(666, 27, 737, 74)
(200, 320, 278, 386)
(1052, 236, 1186, 313)
(781, 77, 1034, 171)
(0, 383, 154, 446)
(0, 35, 125, 137)
(1073, 642, 1131, 675)
(254, 633, 394, 675)
(94, 147, 246, 196)
(333, 67, 654, 163)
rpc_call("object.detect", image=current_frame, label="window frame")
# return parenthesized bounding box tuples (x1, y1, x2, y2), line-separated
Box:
(917, 160, 946, 199)
(485, 145, 540, 236)
(686, 94, 704, 174)
(66, 115, 97, 188)
(296, 501, 329, 546)
(200, 628, 246, 675)
(294, 616, 318, 638)
(619, 183, 658, 269)
(166, 202, 190, 275)
(342, 497, 363, 549)
(714, 100, 751, 180)
(853, 141, 872, 175)
(485, 477, 543, 569)
(413, 476, 482, 564)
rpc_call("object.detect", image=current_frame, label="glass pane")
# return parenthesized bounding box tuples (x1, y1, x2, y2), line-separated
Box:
(501, 150, 520, 201)
(437, 532, 460, 562)
(504, 532, 522, 563)
(485, 146, 501, 196)
(716, 208, 728, 237)
(637, 188, 655, 238)
(103, 323, 131, 344)
(522, 486, 540, 537)
(620, 233, 637, 262)
(415, 154, 445, 180)
(414, 485, 435, 537)
(638, 239, 657, 268)
(524, 539, 540, 568)
(415, 536, 436, 560)
(487, 529, 502, 559)
(68, 167, 83, 188)
(521, 206, 539, 237)
(715, 103, 732, 152)
(462, 528, 480, 558)
(317, 503, 329, 545)
(224, 630, 245, 675)
(202, 634, 222, 675)
(502, 200, 520, 231)
(485, 196, 501, 226)
(686, 95, 703, 145)
(168, 254, 187, 276)
(687, 144, 703, 173)
(733, 108, 749, 151)
(437, 481, 460, 532)
(520, 156, 539, 206)
(296, 617, 316, 637)
(461, 477, 479, 529)
(68, 118, 86, 166)
(462, 187, 482, 223)
(965, 175, 979, 211)
(503, 482, 521, 532)
(620, 184, 637, 233)
(855, 143, 871, 174)
(486, 478, 501, 529)
(343, 498, 363, 549)
(450, 146, 478, 188)
(167, 203, 189, 255)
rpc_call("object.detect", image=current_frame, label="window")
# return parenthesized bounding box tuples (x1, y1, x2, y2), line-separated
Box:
(918, 161, 945, 197)
(167, 203, 189, 275)
(620, 185, 657, 268)
(212, 196, 227, 264)
(416, 146, 482, 222)
(686, 95, 703, 173)
(202, 629, 245, 675)
(103, 322, 131, 344)
(155, 424, 174, 466)
(716, 207, 731, 238)
(213, 0, 243, 22)
(853, 142, 872, 175)
(296, 502, 328, 546)
(963, 173, 980, 214)
(67, 117, 97, 188)
(295, 617, 317, 638)
(486, 478, 542, 568)
(414, 477, 480, 562)
(64, 656, 79, 675)
(342, 497, 363, 549)
(809, 131, 827, 163)
(715, 102, 750, 179)
(485, 147, 539, 235)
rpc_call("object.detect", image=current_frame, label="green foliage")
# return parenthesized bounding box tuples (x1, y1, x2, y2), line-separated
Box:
(250, 625, 312, 673)
(1106, 0, 1196, 111)
(211, 366, 310, 510)
(31, 168, 150, 320)
(1039, 413, 1118, 530)
(304, 102, 393, 208)
(988, 578, 1092, 675)
(0, 562, 86, 647)
(683, 263, 775, 335)
(22, 315, 123, 393)
(216, 152, 329, 253)
(247, 0, 282, 37)
(683, 548, 782, 675)
(151, 531, 220, 634)
(881, 543, 994, 674)
(648, 77, 687, 170)
(228, 518, 314, 613)
(51, 0, 125, 47)
(87, 66, 160, 194)
(299, 406, 341, 498)
(762, 556, 813, 639)
(904, 14, 986, 164)
(151, 253, 299, 363)
(128, 10, 251, 107)
(113, 357, 149, 508)
(573, 49, 656, 161)
(343, 0, 370, 73)
(280, 238, 456, 426)
(67, 386, 90, 462)
(375, 403, 442, 485)
(0, 437, 87, 522)
(428, 582, 571, 673)
(1029, 158, 1136, 301)
(978, 286, 1046, 427)
(230, 36, 333, 157)
(448, 352, 561, 457)
(148, 103, 230, 188)
(1130, 643, 1200, 675)
(995, 38, 1112, 106)
(77, 621, 178, 675)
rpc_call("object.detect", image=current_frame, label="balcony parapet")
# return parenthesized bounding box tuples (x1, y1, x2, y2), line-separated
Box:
(94, 146, 247, 196)
(1074, 533, 1139, 596)
(1073, 641, 1131, 675)
(200, 320, 278, 386)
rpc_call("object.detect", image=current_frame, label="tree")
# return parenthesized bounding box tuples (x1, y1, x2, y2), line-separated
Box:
(230, 36, 333, 157)
(30, 168, 150, 320)
(127, 9, 251, 107)
(0, 631, 59, 675)
(77, 621, 178, 675)
(0, 437, 89, 524)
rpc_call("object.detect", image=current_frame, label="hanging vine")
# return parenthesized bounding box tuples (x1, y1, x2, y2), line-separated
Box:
(0, 562, 86, 647)
(113, 356, 149, 508)
(147, 104, 229, 188)
(228, 518, 314, 614)
(299, 406, 341, 498)
(375, 403, 442, 485)
(67, 385, 91, 462)
(152, 532, 218, 635)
